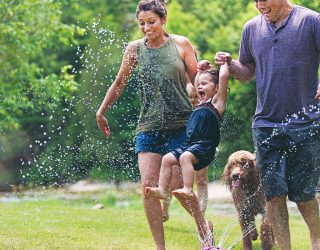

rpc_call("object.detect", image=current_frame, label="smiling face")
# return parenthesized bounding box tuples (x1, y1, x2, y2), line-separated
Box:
(137, 10, 166, 42)
(255, 0, 290, 25)
(194, 72, 218, 102)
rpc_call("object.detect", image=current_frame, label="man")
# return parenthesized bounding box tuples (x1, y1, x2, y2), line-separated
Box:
(215, 0, 320, 249)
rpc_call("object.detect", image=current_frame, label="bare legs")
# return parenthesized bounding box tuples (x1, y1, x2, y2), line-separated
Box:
(139, 153, 186, 250)
(267, 195, 320, 250)
(267, 195, 291, 250)
(145, 151, 213, 248)
(161, 166, 208, 221)
(196, 167, 208, 216)
(145, 153, 179, 199)
(297, 199, 320, 250)
(161, 191, 172, 222)
(172, 152, 213, 247)
(138, 152, 166, 250)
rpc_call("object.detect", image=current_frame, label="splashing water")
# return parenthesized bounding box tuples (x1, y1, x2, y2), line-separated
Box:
(17, 18, 140, 189)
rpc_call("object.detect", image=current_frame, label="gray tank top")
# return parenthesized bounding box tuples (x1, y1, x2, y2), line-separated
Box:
(136, 35, 192, 133)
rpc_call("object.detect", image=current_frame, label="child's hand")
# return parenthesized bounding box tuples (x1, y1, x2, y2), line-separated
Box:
(197, 60, 212, 72)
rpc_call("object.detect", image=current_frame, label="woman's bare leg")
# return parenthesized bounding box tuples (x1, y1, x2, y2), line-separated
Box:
(161, 191, 172, 222)
(172, 152, 214, 247)
(196, 167, 208, 216)
(162, 165, 209, 221)
(138, 152, 166, 250)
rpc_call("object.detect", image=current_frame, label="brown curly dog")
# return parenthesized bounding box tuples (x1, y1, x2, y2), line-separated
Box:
(223, 150, 274, 250)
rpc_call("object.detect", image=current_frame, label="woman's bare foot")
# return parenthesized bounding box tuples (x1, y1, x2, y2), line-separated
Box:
(145, 187, 167, 199)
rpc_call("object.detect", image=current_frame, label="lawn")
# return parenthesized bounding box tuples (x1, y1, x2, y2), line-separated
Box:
(0, 185, 314, 249)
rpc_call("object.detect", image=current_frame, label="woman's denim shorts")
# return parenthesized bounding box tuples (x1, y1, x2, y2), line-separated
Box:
(135, 129, 187, 155)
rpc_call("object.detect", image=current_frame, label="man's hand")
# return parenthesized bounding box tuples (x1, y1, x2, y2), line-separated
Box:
(214, 51, 232, 66)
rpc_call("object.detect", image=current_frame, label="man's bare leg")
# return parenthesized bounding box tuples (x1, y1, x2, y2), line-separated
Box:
(267, 195, 291, 250)
(297, 199, 320, 250)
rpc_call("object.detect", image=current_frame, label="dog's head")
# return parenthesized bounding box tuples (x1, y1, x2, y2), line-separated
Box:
(223, 150, 259, 190)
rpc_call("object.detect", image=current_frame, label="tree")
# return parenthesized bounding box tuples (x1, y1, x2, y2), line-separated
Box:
(0, 0, 81, 187)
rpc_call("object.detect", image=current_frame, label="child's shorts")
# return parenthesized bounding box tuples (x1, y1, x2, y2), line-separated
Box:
(135, 129, 187, 155)
(171, 143, 216, 171)
(253, 124, 320, 202)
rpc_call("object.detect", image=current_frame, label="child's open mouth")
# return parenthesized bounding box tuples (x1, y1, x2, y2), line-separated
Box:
(198, 91, 205, 99)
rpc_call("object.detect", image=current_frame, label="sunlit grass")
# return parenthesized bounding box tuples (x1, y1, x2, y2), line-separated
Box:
(0, 187, 314, 249)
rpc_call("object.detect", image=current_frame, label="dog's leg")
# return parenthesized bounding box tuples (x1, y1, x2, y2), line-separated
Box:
(238, 213, 254, 250)
(249, 220, 258, 241)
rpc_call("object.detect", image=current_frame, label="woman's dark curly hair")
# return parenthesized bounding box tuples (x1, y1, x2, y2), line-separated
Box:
(136, 0, 167, 19)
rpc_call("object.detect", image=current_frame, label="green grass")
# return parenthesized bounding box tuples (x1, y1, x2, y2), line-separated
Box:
(0, 187, 314, 249)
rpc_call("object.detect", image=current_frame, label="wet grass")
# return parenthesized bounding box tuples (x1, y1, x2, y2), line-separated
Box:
(0, 187, 313, 249)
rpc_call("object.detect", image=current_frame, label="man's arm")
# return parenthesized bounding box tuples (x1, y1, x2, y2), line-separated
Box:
(215, 51, 255, 83)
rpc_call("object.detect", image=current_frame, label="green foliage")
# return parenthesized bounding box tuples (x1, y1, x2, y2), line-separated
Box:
(0, 0, 80, 132)
(23, 0, 141, 185)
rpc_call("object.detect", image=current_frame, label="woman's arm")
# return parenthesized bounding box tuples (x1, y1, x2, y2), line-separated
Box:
(96, 42, 138, 136)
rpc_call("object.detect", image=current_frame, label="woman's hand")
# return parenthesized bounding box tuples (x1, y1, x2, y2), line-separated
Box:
(96, 113, 110, 137)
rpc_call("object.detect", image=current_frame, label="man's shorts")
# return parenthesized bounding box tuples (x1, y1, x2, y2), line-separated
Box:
(252, 124, 320, 202)
(171, 143, 216, 171)
(135, 129, 187, 155)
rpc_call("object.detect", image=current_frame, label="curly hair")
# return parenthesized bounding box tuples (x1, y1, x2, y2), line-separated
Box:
(198, 68, 220, 85)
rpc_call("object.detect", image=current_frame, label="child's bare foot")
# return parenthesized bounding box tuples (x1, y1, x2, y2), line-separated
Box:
(145, 187, 167, 199)
(172, 188, 195, 198)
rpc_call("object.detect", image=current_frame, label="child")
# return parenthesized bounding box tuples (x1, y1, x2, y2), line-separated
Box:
(145, 59, 229, 249)
(161, 79, 209, 223)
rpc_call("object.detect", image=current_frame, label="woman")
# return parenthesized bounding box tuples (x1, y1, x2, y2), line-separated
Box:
(96, 1, 197, 249)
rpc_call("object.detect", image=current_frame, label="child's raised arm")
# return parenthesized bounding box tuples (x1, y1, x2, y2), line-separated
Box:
(213, 62, 229, 115)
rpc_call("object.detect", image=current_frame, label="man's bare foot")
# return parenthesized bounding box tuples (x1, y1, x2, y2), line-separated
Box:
(145, 187, 167, 199)
(172, 188, 195, 198)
